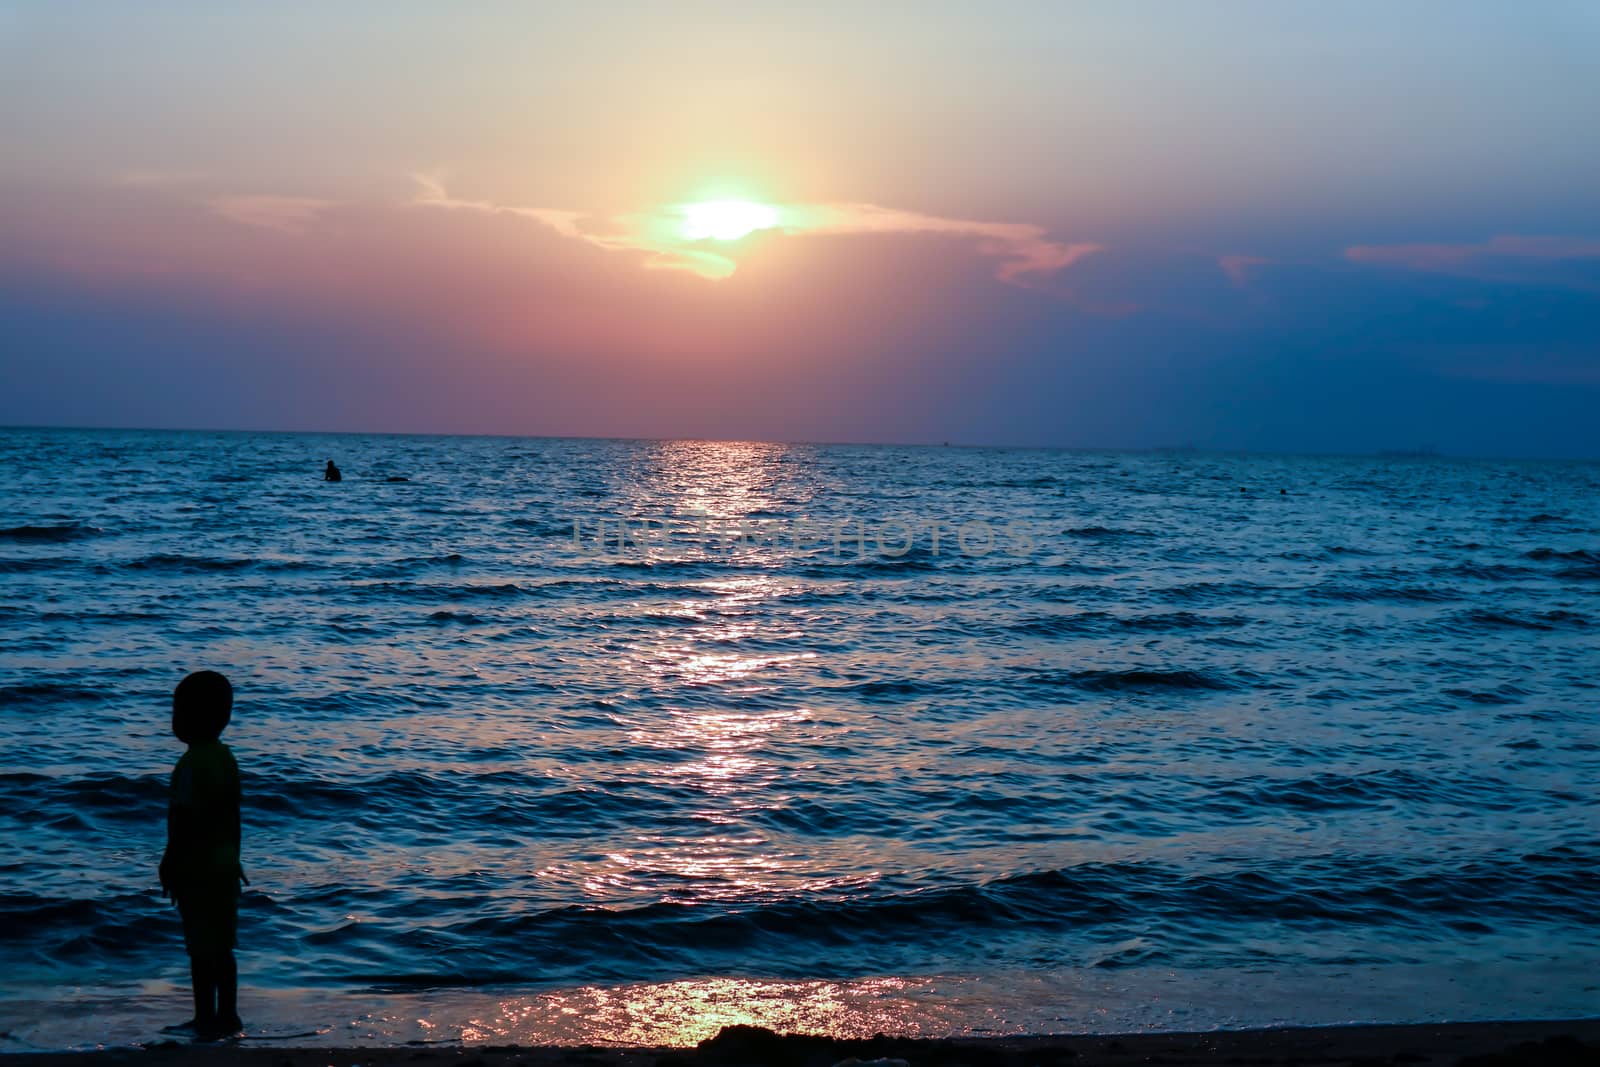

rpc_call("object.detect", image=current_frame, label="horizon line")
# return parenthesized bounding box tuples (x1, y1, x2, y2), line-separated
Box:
(2, 420, 1597, 465)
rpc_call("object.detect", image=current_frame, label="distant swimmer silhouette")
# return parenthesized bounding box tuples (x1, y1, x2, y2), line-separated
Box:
(323, 459, 342, 482)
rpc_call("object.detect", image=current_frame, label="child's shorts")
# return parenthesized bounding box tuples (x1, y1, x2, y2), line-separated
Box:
(178, 887, 238, 957)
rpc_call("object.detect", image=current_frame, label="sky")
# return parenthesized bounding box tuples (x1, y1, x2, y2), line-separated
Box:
(3, 1, 1600, 456)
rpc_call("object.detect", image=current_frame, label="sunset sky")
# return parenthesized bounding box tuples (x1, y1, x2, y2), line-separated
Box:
(3, 2, 1599, 456)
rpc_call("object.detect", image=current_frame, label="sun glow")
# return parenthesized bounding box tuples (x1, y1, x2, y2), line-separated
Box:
(679, 200, 779, 241)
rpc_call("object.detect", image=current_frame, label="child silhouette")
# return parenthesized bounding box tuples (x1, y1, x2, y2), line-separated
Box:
(159, 670, 246, 1039)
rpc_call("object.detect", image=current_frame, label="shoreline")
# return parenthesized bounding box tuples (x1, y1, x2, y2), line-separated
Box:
(5, 963, 1600, 1055)
(5, 1020, 1600, 1067)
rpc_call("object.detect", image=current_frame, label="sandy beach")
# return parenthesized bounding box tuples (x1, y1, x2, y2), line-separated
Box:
(6, 1020, 1599, 1067)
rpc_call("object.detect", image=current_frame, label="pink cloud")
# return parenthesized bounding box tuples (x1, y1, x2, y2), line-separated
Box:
(1217, 253, 1268, 288)
(412, 174, 740, 279)
(209, 195, 336, 234)
(113, 169, 209, 189)
(784, 202, 1102, 287)
(412, 178, 1102, 290)
(1345, 234, 1600, 278)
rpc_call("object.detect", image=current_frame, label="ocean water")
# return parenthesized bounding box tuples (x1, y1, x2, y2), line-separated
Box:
(1, 427, 1597, 1048)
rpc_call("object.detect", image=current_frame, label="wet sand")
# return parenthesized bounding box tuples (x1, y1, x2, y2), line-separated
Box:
(7, 1020, 1599, 1067)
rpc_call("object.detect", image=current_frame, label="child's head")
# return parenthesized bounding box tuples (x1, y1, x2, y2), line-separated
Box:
(172, 670, 233, 744)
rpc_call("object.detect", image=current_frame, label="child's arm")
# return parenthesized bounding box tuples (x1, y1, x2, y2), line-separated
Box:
(160, 760, 197, 900)
(159, 782, 178, 899)
(230, 754, 247, 886)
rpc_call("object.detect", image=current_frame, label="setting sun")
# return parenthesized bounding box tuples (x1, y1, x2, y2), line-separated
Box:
(679, 200, 779, 241)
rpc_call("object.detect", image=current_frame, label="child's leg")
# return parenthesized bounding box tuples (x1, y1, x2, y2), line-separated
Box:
(215, 949, 238, 1027)
(180, 897, 218, 1026)
(189, 954, 216, 1024)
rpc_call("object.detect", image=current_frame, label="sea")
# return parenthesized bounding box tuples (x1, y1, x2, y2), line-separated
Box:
(1, 427, 1596, 1049)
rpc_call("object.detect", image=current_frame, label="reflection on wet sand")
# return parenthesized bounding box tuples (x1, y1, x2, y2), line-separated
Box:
(9, 959, 1600, 1049)
(462, 976, 957, 1046)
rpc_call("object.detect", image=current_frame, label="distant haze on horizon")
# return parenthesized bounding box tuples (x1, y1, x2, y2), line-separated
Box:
(3, 2, 1600, 458)
(4, 426, 1597, 467)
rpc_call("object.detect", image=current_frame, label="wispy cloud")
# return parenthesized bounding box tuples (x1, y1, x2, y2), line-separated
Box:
(1345, 235, 1600, 289)
(781, 202, 1101, 286)
(112, 169, 209, 189)
(411, 176, 1101, 288)
(411, 175, 584, 240)
(1217, 253, 1269, 288)
(411, 174, 737, 278)
(209, 195, 335, 234)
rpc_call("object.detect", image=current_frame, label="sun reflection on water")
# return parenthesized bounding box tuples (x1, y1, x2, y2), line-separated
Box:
(570, 442, 861, 907)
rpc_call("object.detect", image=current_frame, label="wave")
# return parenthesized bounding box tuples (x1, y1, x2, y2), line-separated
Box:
(125, 554, 257, 572)
(337, 580, 535, 601)
(34, 608, 170, 623)
(0, 522, 101, 542)
(0, 682, 112, 710)
(1024, 667, 1241, 693)
(1448, 608, 1591, 632)
(1307, 583, 1460, 603)
(1524, 547, 1600, 564)
(426, 610, 488, 625)
(1281, 545, 1383, 561)
(10, 846, 1595, 964)
(0, 771, 166, 816)
(0, 558, 76, 574)
(0, 893, 108, 941)
(1013, 611, 1247, 638)
(598, 556, 735, 575)
(1558, 565, 1600, 580)
(0, 890, 178, 958)
(811, 677, 959, 703)
(803, 549, 953, 575)
(1432, 561, 1539, 581)
(1063, 526, 1152, 539)
(1444, 684, 1534, 706)
(1161, 581, 1279, 605)
(1202, 768, 1547, 816)
(236, 768, 664, 831)
(356, 553, 468, 578)
(507, 518, 580, 537)
(335, 845, 1600, 986)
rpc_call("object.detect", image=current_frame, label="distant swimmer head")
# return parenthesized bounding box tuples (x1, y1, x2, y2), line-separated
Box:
(172, 669, 233, 744)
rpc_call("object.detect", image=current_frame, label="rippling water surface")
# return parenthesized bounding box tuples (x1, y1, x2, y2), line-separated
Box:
(1, 428, 1597, 1047)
